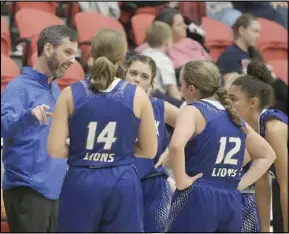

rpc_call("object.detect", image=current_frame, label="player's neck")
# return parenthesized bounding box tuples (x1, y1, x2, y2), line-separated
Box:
(246, 111, 260, 132)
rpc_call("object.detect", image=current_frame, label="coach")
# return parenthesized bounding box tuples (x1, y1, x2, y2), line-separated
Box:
(1, 25, 78, 232)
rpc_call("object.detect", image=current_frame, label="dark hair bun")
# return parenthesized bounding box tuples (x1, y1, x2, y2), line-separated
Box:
(247, 59, 274, 84)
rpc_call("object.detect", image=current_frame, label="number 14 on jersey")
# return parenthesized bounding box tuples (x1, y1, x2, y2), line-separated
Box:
(86, 122, 117, 150)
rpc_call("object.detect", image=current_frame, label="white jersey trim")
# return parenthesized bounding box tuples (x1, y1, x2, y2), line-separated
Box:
(201, 99, 226, 110)
(98, 77, 122, 93)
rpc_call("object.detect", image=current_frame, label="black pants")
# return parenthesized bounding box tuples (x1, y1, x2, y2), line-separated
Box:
(272, 179, 283, 232)
(3, 186, 58, 232)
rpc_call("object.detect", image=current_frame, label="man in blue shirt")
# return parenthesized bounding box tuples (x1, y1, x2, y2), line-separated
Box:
(1, 25, 78, 232)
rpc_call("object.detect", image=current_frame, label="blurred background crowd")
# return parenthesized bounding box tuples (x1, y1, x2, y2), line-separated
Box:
(1, 1, 288, 233)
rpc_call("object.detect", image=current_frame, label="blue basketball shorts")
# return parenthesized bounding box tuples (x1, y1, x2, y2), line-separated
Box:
(165, 181, 242, 232)
(57, 165, 144, 232)
(141, 175, 173, 232)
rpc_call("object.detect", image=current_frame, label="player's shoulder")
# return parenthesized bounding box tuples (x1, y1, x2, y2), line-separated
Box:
(265, 118, 287, 134)
(134, 86, 148, 99)
(179, 104, 202, 118)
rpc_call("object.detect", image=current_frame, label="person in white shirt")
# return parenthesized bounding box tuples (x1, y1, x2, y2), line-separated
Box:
(142, 21, 182, 100)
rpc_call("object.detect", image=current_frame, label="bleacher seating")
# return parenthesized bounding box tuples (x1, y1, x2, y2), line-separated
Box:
(202, 17, 234, 61)
(131, 14, 155, 46)
(15, 8, 64, 66)
(1, 54, 20, 92)
(257, 18, 288, 61)
(74, 11, 125, 63)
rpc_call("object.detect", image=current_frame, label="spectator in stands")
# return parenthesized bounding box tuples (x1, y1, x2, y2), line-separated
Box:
(217, 14, 261, 85)
(142, 21, 182, 101)
(78, 2, 120, 19)
(168, 2, 207, 47)
(135, 8, 211, 70)
(1, 25, 78, 232)
(205, 2, 242, 26)
(232, 2, 288, 30)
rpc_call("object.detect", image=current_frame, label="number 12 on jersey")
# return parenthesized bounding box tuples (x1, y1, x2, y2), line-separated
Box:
(215, 137, 241, 165)
(86, 122, 117, 150)
(212, 137, 242, 178)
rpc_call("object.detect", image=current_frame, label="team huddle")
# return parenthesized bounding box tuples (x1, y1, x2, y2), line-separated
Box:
(47, 28, 286, 232)
(2, 25, 287, 233)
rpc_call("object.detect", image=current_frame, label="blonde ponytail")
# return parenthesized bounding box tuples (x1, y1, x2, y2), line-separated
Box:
(215, 87, 247, 133)
(90, 56, 116, 90)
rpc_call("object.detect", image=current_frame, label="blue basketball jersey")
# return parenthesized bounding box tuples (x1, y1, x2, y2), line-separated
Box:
(67, 79, 140, 168)
(185, 99, 246, 189)
(134, 97, 169, 180)
(241, 108, 288, 192)
(259, 108, 288, 137)
(259, 108, 287, 177)
(240, 108, 287, 232)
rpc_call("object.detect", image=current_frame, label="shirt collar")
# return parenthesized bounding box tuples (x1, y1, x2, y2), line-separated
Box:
(22, 66, 50, 86)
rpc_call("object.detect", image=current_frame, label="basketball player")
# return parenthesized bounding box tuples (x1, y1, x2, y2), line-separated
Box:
(229, 60, 288, 232)
(165, 60, 276, 232)
(47, 29, 158, 232)
(121, 54, 179, 232)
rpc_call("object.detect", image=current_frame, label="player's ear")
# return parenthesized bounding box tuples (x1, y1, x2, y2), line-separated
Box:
(249, 97, 259, 109)
(188, 84, 196, 94)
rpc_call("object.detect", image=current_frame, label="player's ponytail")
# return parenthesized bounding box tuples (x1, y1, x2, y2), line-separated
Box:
(90, 56, 116, 90)
(246, 59, 274, 84)
(89, 29, 127, 90)
(232, 60, 275, 110)
(215, 87, 247, 133)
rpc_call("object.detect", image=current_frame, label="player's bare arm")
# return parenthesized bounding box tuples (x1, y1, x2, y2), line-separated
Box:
(238, 123, 276, 190)
(169, 106, 203, 190)
(134, 87, 158, 159)
(47, 87, 72, 159)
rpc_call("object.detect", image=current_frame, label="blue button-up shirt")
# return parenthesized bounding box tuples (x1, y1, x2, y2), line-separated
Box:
(1, 67, 67, 200)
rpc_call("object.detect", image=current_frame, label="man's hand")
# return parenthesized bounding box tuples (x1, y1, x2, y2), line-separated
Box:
(31, 104, 53, 125)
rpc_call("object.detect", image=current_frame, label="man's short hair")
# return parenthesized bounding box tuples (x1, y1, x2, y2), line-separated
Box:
(37, 25, 78, 56)
(146, 21, 172, 49)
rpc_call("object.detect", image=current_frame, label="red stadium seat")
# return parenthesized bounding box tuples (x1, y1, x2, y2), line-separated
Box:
(74, 12, 125, 63)
(202, 17, 234, 61)
(15, 8, 64, 65)
(136, 7, 158, 15)
(268, 60, 288, 84)
(257, 18, 288, 61)
(1, 54, 20, 92)
(131, 14, 155, 46)
(9, 2, 57, 15)
(1, 17, 11, 56)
